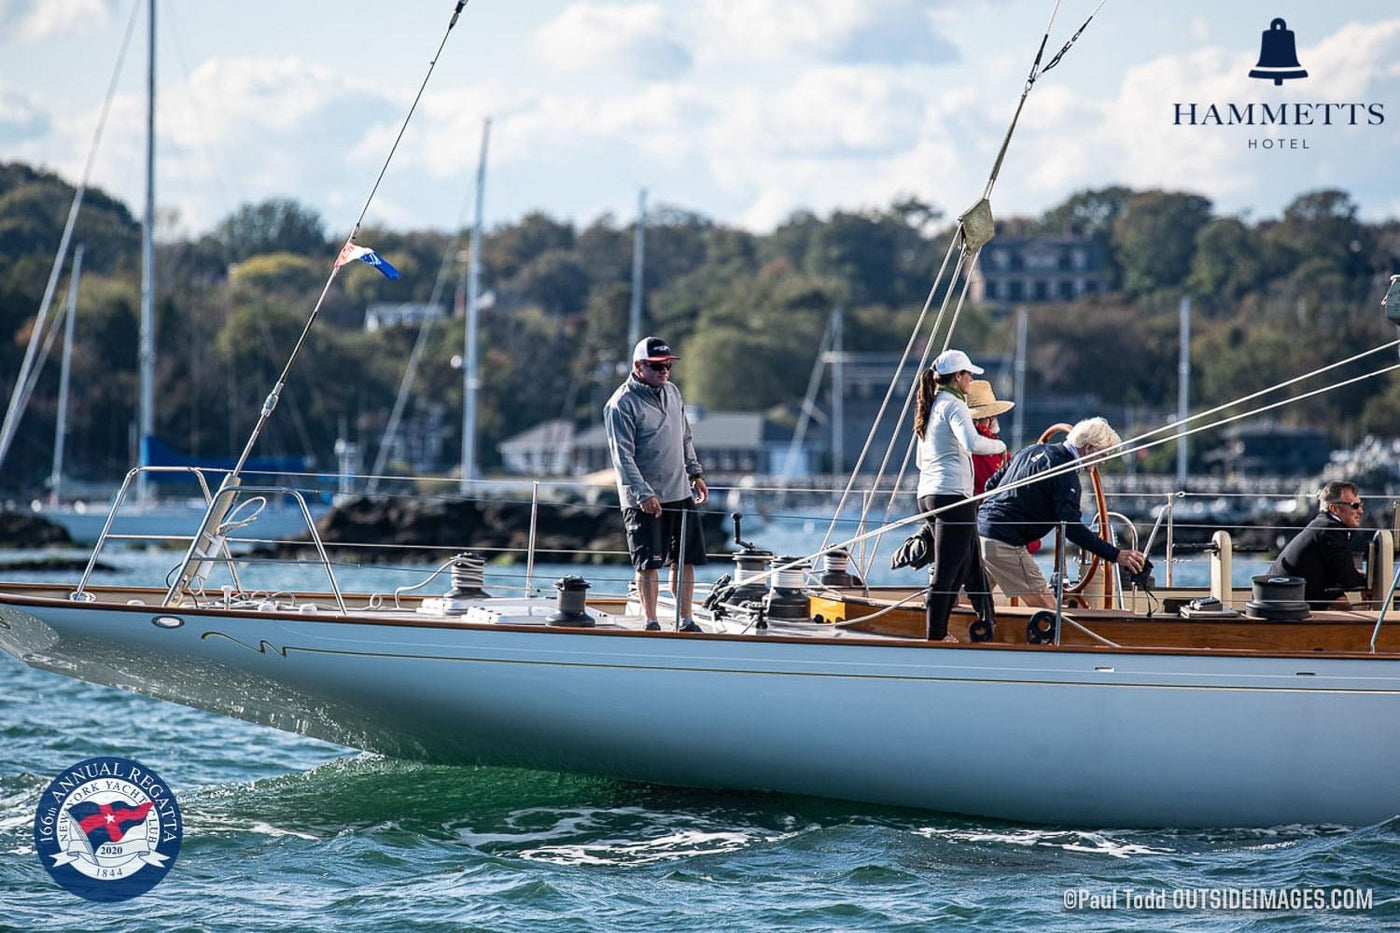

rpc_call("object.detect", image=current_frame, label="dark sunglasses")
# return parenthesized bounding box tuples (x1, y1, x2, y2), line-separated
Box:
(645, 361, 673, 372)
(1337, 500, 1364, 511)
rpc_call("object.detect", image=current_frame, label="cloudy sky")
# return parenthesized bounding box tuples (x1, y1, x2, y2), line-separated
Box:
(1, 1, 1397, 240)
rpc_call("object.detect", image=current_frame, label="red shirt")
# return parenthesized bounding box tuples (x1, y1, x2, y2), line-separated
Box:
(972, 421, 1008, 495)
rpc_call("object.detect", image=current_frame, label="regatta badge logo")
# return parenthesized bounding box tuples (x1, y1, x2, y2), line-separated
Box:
(33, 756, 182, 901)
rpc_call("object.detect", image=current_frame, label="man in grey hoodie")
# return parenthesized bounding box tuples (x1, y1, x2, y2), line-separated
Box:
(604, 337, 709, 632)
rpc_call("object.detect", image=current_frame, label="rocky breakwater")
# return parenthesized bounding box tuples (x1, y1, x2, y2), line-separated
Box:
(262, 493, 729, 565)
(1, 510, 74, 549)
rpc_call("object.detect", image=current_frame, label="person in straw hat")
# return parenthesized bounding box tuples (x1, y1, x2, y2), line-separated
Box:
(965, 379, 1014, 497)
(965, 380, 1039, 603)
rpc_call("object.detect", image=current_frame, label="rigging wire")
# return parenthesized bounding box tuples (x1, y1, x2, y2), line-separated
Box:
(761, 340, 1400, 600)
(818, 234, 963, 551)
(0, 0, 144, 476)
(224, 0, 470, 481)
(1101, 337, 1400, 460)
(858, 254, 987, 579)
(824, 352, 1400, 572)
(348, 3, 468, 239)
(166, 1, 471, 603)
(984, 0, 1105, 200)
(821, 1, 1110, 563)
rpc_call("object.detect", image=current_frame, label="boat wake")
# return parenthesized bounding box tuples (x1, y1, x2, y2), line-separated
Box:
(913, 825, 1172, 859)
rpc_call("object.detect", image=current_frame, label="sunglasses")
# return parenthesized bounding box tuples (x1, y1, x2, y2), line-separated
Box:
(1337, 500, 1364, 511)
(645, 361, 673, 373)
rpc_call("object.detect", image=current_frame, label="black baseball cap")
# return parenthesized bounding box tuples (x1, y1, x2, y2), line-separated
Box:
(632, 336, 679, 363)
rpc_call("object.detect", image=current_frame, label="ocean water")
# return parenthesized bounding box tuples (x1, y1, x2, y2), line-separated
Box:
(1, 547, 1394, 930)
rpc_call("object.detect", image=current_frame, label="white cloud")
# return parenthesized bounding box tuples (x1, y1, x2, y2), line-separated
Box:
(26, 55, 409, 234)
(532, 3, 692, 79)
(708, 67, 924, 159)
(0, 83, 48, 144)
(1302, 19, 1400, 98)
(10, 4, 1400, 239)
(694, 0, 956, 65)
(1, 0, 110, 43)
(684, 14, 1400, 230)
(989, 18, 1400, 220)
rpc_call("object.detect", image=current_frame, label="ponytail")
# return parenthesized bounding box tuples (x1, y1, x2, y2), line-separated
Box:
(914, 369, 937, 439)
(914, 369, 960, 439)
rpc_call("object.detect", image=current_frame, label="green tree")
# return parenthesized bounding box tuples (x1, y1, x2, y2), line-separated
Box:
(582, 282, 631, 360)
(1187, 217, 1268, 307)
(1265, 189, 1372, 287)
(229, 252, 324, 296)
(212, 198, 327, 264)
(1360, 380, 1400, 436)
(483, 211, 575, 281)
(683, 266, 839, 411)
(1038, 186, 1134, 237)
(512, 249, 591, 315)
(573, 215, 631, 293)
(1112, 190, 1214, 295)
(644, 205, 712, 290)
(1021, 299, 1178, 408)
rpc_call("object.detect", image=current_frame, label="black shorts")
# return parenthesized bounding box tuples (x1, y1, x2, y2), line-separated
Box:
(623, 499, 709, 571)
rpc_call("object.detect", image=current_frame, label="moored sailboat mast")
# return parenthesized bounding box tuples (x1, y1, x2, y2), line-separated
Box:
(460, 117, 490, 490)
(137, 0, 156, 503)
(48, 245, 83, 506)
(627, 188, 647, 352)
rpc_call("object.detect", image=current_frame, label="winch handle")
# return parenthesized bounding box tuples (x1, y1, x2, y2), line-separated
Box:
(732, 512, 758, 551)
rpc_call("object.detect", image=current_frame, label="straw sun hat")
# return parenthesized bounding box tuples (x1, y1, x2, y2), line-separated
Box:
(966, 380, 1014, 419)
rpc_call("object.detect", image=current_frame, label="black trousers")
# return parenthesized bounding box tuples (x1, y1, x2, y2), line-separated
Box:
(919, 494, 995, 640)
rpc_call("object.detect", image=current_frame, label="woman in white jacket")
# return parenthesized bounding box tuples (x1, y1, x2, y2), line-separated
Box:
(914, 350, 1006, 641)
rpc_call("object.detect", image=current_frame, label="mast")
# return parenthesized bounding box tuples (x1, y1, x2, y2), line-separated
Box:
(1012, 306, 1027, 450)
(627, 188, 647, 352)
(831, 305, 844, 475)
(460, 117, 490, 491)
(50, 246, 84, 505)
(1176, 295, 1191, 485)
(137, 0, 156, 502)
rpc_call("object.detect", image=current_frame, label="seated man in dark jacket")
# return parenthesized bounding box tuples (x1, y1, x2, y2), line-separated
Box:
(977, 417, 1146, 608)
(1268, 481, 1368, 609)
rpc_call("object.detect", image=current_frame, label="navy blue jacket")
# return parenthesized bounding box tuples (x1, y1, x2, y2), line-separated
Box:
(1267, 512, 1367, 607)
(976, 442, 1119, 562)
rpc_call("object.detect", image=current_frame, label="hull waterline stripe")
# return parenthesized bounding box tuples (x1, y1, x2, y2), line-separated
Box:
(195, 631, 1400, 696)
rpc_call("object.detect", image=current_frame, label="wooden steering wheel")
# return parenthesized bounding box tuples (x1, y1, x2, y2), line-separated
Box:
(1037, 423, 1115, 609)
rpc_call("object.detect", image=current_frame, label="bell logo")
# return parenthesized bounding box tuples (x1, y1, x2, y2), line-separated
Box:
(1248, 17, 1308, 85)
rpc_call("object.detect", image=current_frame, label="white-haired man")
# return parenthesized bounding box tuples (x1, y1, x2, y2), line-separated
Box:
(976, 417, 1146, 609)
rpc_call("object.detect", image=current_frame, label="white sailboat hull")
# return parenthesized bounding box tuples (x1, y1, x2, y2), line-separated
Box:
(33, 499, 322, 545)
(3, 590, 1397, 828)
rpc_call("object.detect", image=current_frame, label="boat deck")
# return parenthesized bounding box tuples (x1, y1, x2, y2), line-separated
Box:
(5, 580, 1400, 657)
(0, 582, 916, 643)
